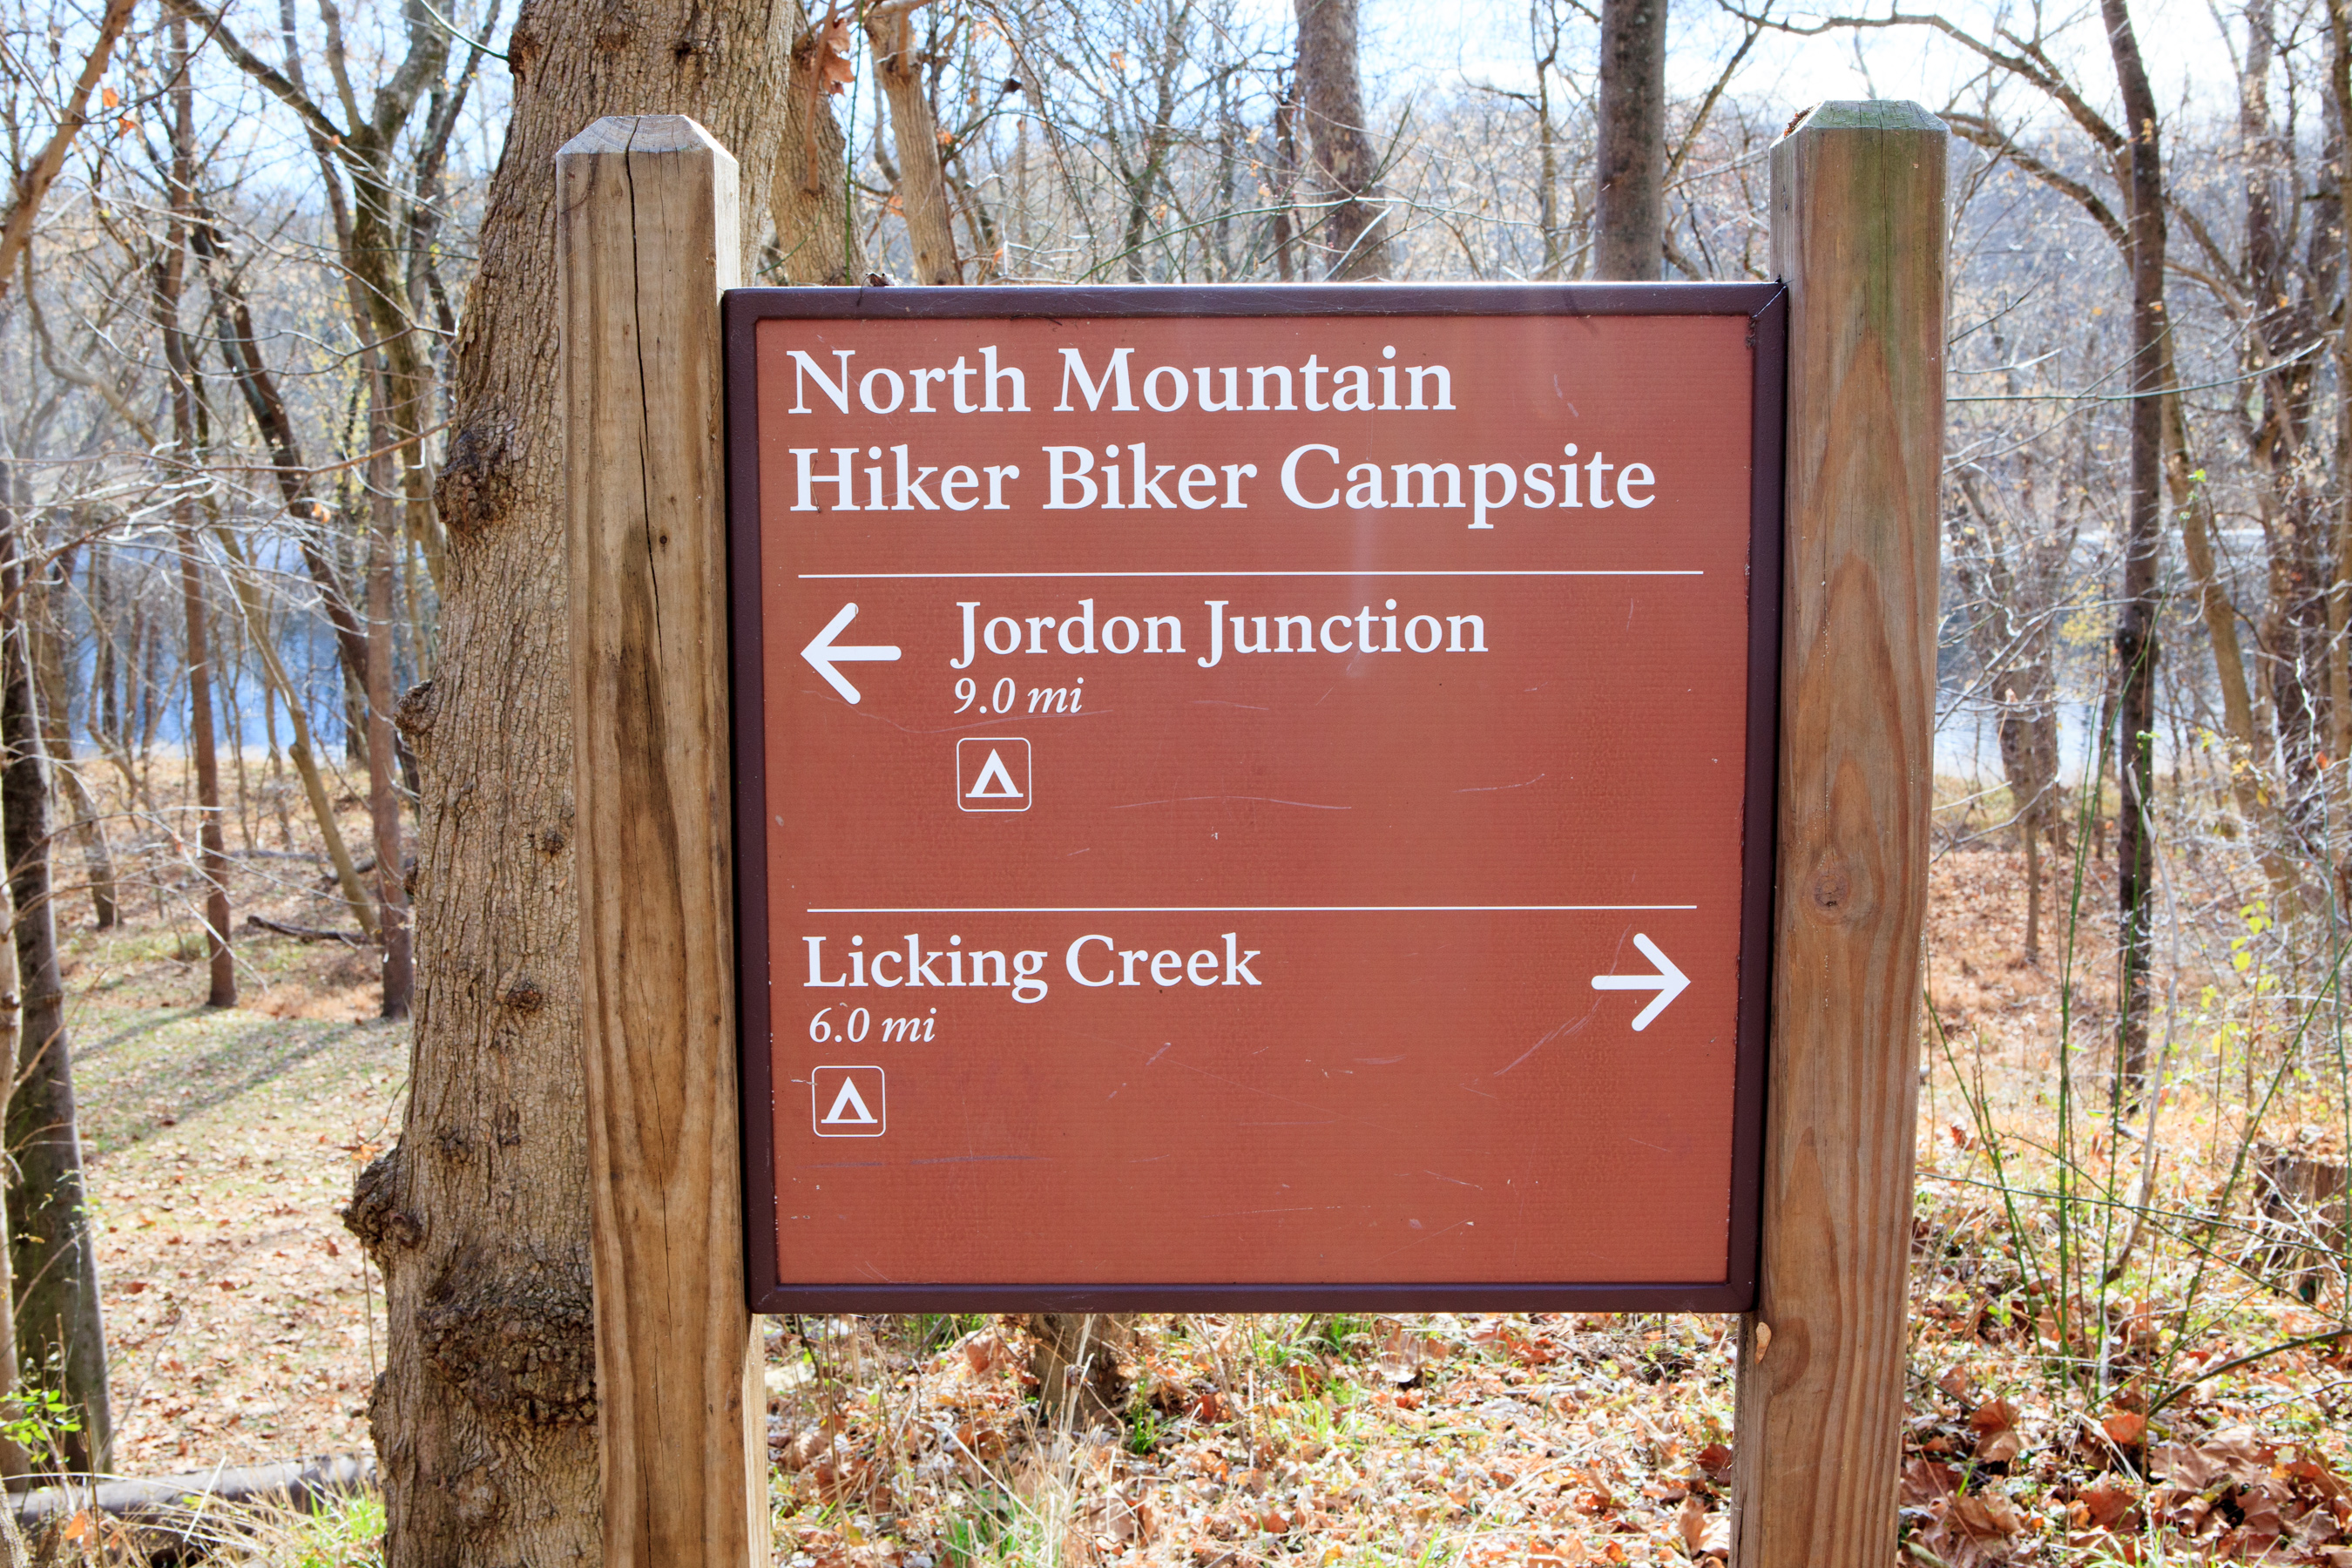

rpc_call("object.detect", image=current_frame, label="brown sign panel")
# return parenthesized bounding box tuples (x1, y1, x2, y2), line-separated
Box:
(724, 284, 1784, 1311)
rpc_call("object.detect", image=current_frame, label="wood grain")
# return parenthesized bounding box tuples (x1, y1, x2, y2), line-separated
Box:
(559, 114, 766, 1568)
(1732, 100, 1946, 1568)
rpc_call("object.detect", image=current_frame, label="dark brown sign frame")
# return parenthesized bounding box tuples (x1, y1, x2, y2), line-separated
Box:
(722, 281, 1788, 1315)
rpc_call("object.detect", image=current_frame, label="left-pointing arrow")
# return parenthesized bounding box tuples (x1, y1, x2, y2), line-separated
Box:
(801, 602, 901, 704)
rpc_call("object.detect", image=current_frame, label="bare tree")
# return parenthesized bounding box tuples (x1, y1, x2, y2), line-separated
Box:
(2104, 0, 2166, 1098)
(0, 0, 136, 304)
(169, 0, 457, 589)
(774, 3, 863, 285)
(352, 1, 801, 1558)
(365, 372, 411, 1017)
(1293, 0, 1389, 277)
(156, 13, 235, 1008)
(867, 0, 963, 282)
(1952, 440, 2083, 963)
(0, 468, 110, 1476)
(1593, 0, 1665, 279)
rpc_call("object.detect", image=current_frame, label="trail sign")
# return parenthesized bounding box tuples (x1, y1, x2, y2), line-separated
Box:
(726, 285, 1785, 1310)
(571, 105, 1943, 1568)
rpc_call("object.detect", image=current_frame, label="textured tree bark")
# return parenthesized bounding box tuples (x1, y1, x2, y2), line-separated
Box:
(2331, 0, 2352, 837)
(773, 3, 862, 285)
(367, 380, 414, 1020)
(1291, 0, 1389, 279)
(355, 0, 794, 1558)
(2105, 0, 2165, 1098)
(0, 863, 24, 1487)
(0, 487, 112, 1477)
(866, 1, 963, 284)
(1594, 0, 1666, 280)
(0, 665, 29, 1490)
(1026, 1314, 1132, 1425)
(1732, 100, 1943, 1568)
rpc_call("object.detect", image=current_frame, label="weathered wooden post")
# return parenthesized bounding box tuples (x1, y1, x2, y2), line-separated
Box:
(1732, 102, 1947, 1566)
(560, 114, 767, 1568)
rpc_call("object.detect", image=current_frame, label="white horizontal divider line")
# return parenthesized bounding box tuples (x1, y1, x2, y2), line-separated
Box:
(797, 570, 1703, 579)
(806, 904, 1700, 914)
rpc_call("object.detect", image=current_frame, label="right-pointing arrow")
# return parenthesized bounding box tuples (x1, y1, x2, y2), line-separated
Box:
(1591, 933, 1690, 1031)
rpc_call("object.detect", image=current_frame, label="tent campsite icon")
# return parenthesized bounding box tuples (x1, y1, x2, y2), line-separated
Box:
(955, 737, 1031, 812)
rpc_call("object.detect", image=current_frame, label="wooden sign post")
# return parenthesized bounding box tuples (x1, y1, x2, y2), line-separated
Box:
(560, 102, 1943, 1568)
(560, 117, 767, 1568)
(1733, 101, 1946, 1568)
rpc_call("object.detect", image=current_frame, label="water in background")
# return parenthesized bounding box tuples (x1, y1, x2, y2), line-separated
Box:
(1934, 694, 2176, 786)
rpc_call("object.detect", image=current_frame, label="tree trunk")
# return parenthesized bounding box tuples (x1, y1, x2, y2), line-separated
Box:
(177, 523, 236, 1008)
(192, 203, 377, 737)
(361, 0, 796, 1558)
(2166, 376, 2300, 911)
(0, 482, 111, 1477)
(1533, 19, 1563, 280)
(1292, 0, 1389, 279)
(162, 16, 234, 1009)
(366, 376, 413, 1019)
(24, 529, 118, 932)
(1116, 25, 1186, 284)
(0, 0, 135, 307)
(210, 527, 379, 937)
(865, 0, 962, 284)
(2105, 0, 2166, 1100)
(773, 3, 861, 285)
(1594, 0, 1666, 280)
(0, 675, 29, 1490)
(2325, 0, 2352, 902)
(2024, 815, 2042, 964)
(1025, 1314, 1132, 1426)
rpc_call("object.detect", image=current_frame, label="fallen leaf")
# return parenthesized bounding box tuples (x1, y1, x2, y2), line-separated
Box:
(1970, 1397, 2024, 1464)
(2284, 1450, 2349, 1503)
(1902, 1458, 1961, 1508)
(1677, 1493, 1730, 1561)
(2099, 1409, 2147, 1449)
(2079, 1477, 2137, 1528)
(1918, 1487, 2028, 1568)
(2153, 1426, 2270, 1491)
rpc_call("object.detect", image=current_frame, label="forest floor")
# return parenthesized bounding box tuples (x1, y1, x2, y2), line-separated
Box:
(59, 801, 403, 1479)
(38, 794, 2352, 1565)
